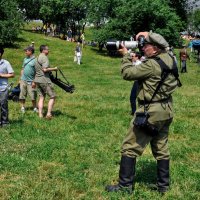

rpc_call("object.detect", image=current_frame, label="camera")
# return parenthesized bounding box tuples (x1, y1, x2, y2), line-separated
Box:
(106, 41, 138, 51)
(106, 35, 146, 51)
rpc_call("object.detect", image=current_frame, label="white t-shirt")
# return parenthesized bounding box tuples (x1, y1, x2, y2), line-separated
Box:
(132, 60, 142, 66)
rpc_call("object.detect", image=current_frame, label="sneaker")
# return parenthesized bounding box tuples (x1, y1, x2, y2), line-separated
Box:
(33, 108, 38, 113)
(21, 107, 25, 113)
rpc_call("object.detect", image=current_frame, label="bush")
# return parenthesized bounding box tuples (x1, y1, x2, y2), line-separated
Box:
(0, 0, 23, 45)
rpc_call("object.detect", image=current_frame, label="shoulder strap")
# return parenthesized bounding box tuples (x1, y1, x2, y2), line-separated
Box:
(37, 57, 42, 67)
(144, 56, 182, 109)
(154, 55, 182, 87)
(145, 59, 169, 109)
(23, 57, 35, 68)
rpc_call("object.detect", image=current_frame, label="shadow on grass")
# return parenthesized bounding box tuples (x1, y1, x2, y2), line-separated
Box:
(4, 37, 28, 49)
(10, 119, 24, 125)
(22, 29, 43, 35)
(114, 158, 157, 185)
(53, 110, 77, 120)
(22, 29, 61, 39)
(135, 159, 157, 184)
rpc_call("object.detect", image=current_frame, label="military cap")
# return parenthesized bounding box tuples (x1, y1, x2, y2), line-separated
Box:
(145, 31, 169, 49)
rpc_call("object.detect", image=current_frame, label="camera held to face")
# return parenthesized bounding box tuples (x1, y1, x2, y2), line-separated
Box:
(106, 35, 146, 51)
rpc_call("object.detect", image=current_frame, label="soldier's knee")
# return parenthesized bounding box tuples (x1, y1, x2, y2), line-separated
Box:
(152, 151, 170, 160)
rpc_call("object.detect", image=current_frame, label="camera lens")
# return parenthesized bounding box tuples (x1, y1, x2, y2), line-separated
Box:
(106, 41, 118, 51)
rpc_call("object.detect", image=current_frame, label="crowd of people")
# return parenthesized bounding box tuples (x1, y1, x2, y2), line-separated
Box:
(0, 44, 61, 127)
(0, 36, 87, 127)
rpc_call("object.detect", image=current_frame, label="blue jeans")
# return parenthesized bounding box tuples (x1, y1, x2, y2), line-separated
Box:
(181, 60, 187, 73)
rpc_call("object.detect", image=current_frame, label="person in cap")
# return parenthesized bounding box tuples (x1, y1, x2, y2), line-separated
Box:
(106, 31, 181, 194)
(19, 46, 38, 113)
(0, 46, 15, 127)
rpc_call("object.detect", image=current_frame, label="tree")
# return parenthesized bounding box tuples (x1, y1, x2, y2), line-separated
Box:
(166, 0, 187, 24)
(93, 0, 184, 46)
(16, 0, 41, 20)
(0, 0, 23, 45)
(188, 9, 200, 33)
(87, 0, 120, 28)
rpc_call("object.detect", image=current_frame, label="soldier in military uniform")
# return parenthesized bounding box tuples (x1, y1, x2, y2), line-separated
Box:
(105, 31, 180, 194)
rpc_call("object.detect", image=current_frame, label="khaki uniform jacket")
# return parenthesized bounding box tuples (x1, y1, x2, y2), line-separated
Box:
(121, 52, 178, 123)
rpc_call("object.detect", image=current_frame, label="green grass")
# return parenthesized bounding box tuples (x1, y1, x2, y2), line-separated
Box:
(0, 26, 200, 200)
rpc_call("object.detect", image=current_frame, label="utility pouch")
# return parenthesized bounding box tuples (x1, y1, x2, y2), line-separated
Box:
(133, 112, 159, 136)
(133, 112, 150, 128)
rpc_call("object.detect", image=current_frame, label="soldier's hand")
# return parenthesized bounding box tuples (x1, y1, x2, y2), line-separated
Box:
(32, 82, 36, 89)
(118, 44, 128, 56)
(136, 32, 149, 40)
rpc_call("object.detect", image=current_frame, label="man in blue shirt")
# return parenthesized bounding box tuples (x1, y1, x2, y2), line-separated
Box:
(19, 46, 37, 113)
(0, 46, 15, 127)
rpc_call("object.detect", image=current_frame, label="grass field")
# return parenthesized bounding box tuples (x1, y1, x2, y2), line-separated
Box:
(0, 27, 200, 200)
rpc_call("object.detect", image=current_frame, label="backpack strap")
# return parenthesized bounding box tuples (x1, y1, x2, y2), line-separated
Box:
(23, 57, 35, 69)
(144, 55, 182, 109)
(154, 55, 182, 87)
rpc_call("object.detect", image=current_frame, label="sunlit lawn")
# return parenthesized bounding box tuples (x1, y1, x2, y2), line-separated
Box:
(0, 27, 199, 200)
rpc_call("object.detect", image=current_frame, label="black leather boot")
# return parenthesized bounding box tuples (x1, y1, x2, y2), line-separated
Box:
(157, 159, 170, 194)
(148, 160, 170, 195)
(105, 156, 136, 193)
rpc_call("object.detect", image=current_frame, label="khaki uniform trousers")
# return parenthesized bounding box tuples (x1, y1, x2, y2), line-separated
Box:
(121, 118, 172, 160)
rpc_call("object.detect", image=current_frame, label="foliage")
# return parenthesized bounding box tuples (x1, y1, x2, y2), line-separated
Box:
(93, 0, 184, 46)
(16, 0, 41, 20)
(87, 0, 120, 28)
(17, 0, 89, 35)
(188, 9, 200, 32)
(15, 0, 186, 46)
(0, 0, 23, 45)
(166, 0, 187, 24)
(1, 25, 199, 199)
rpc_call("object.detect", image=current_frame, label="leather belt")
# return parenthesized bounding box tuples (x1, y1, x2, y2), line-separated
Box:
(138, 97, 170, 105)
